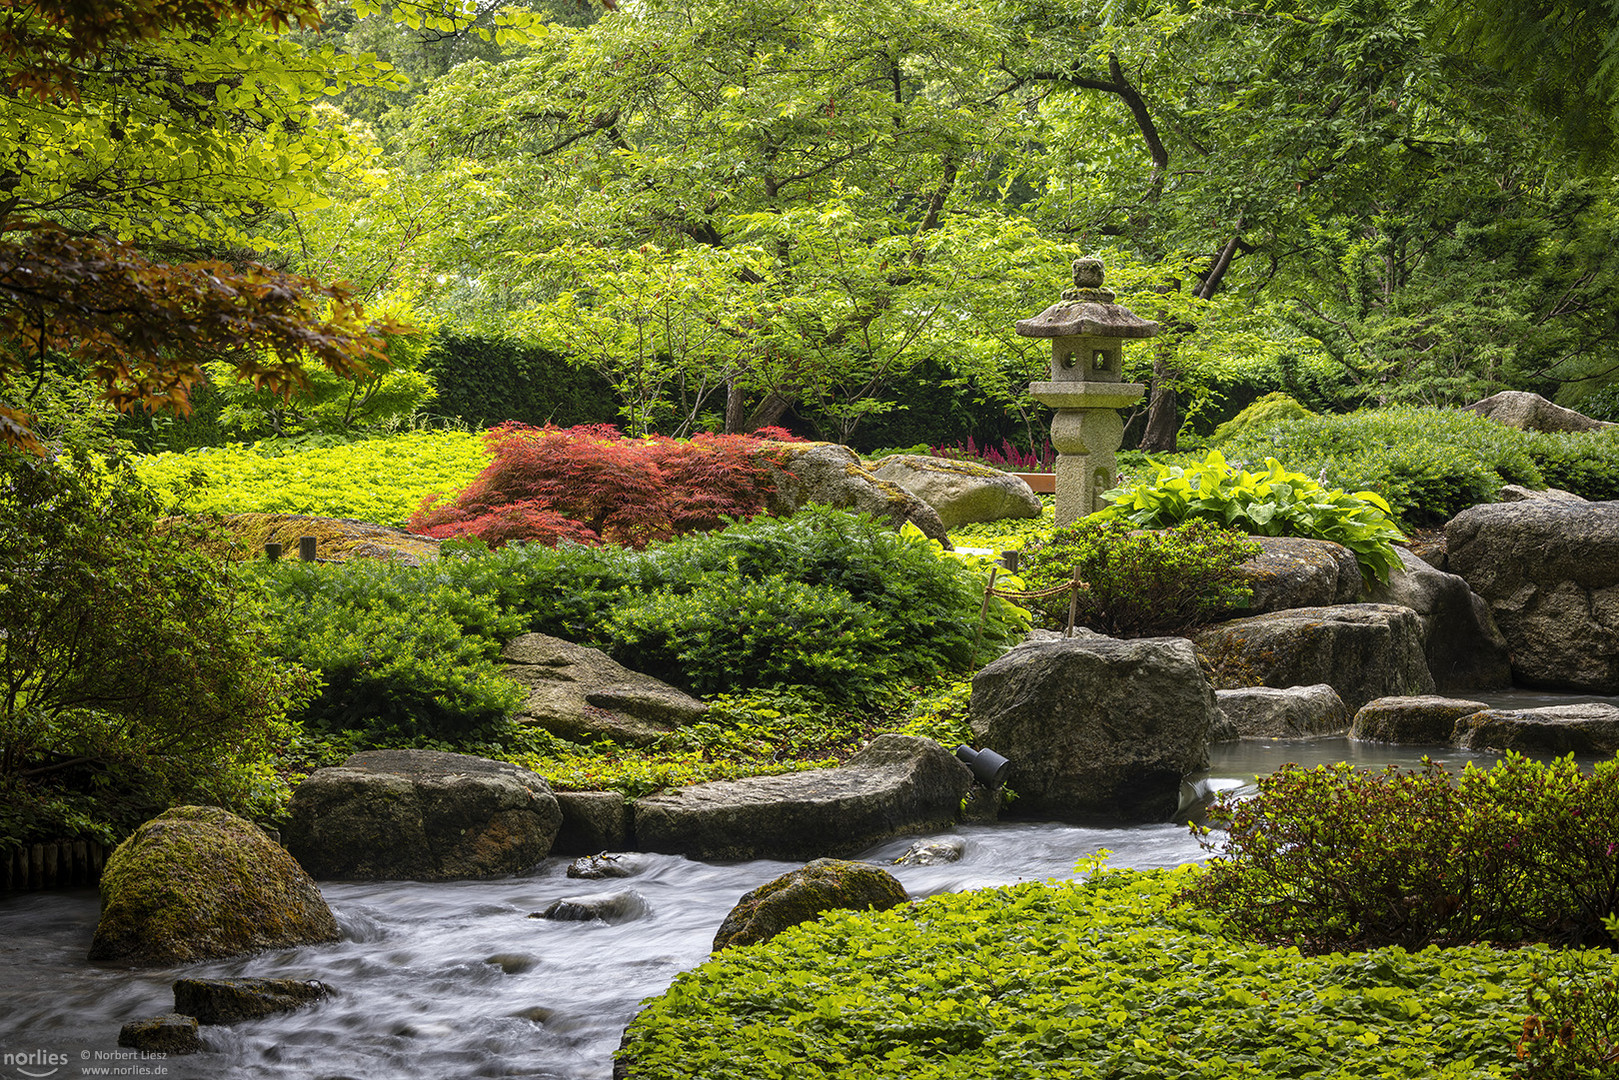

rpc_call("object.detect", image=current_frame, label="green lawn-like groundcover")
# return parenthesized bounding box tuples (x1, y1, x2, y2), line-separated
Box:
(618, 862, 1607, 1079)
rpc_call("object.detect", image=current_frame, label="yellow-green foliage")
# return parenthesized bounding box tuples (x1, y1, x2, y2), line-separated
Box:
(1210, 391, 1314, 444)
(134, 431, 491, 526)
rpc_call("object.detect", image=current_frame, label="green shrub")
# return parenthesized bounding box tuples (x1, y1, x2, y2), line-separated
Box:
(618, 862, 1548, 1080)
(1181, 754, 1619, 953)
(1097, 450, 1405, 584)
(1527, 429, 1619, 502)
(1018, 519, 1259, 635)
(248, 509, 1028, 726)
(1516, 949, 1619, 1078)
(1209, 406, 1568, 525)
(586, 508, 1030, 691)
(604, 573, 897, 698)
(1209, 391, 1314, 444)
(0, 453, 315, 845)
(423, 332, 620, 430)
(244, 558, 528, 742)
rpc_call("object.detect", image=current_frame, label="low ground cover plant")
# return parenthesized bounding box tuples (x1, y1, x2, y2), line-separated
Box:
(1017, 519, 1259, 635)
(409, 422, 802, 547)
(1098, 449, 1405, 584)
(133, 428, 490, 525)
(617, 861, 1579, 1080)
(1181, 754, 1619, 952)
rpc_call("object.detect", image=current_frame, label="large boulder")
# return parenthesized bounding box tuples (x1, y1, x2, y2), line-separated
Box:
(763, 442, 950, 545)
(503, 633, 707, 746)
(969, 636, 1216, 822)
(1234, 536, 1361, 614)
(1463, 390, 1615, 433)
(1445, 500, 1619, 693)
(1215, 684, 1348, 738)
(631, 735, 971, 861)
(283, 750, 562, 881)
(866, 455, 1042, 529)
(1364, 548, 1512, 692)
(1452, 703, 1619, 756)
(1498, 484, 1587, 505)
(1192, 604, 1435, 713)
(712, 859, 909, 951)
(88, 806, 339, 966)
(1349, 695, 1493, 744)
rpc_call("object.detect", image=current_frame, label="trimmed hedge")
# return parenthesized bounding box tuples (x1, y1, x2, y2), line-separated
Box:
(423, 333, 619, 429)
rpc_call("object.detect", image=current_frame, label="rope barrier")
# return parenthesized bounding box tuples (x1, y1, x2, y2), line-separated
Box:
(974, 562, 1093, 652)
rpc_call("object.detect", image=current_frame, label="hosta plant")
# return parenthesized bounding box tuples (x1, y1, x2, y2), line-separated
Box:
(1097, 449, 1406, 584)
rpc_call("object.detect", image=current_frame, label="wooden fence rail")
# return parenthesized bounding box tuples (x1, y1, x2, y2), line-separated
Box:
(2, 840, 108, 892)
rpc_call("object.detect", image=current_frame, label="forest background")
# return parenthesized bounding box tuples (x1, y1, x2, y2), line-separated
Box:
(10, 0, 1619, 460)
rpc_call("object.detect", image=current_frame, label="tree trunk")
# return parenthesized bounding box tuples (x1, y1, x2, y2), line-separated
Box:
(1139, 347, 1179, 452)
(746, 391, 794, 432)
(724, 379, 747, 434)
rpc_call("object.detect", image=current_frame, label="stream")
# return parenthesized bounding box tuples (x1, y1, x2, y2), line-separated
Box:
(0, 712, 1611, 1080)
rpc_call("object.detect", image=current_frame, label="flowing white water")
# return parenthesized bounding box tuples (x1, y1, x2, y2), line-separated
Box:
(0, 738, 1541, 1079)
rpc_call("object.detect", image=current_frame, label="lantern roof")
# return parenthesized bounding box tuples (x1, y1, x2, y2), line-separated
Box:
(1015, 258, 1159, 340)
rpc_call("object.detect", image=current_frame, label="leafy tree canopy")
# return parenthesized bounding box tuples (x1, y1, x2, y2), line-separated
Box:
(0, 0, 417, 451)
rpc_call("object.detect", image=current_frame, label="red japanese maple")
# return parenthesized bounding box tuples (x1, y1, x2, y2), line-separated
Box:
(410, 423, 803, 547)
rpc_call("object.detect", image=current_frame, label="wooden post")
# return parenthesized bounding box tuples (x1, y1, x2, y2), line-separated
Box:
(973, 566, 1000, 662)
(264, 541, 283, 561)
(298, 535, 318, 562)
(1065, 565, 1083, 637)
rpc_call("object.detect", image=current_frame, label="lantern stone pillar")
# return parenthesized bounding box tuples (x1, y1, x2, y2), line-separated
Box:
(1016, 258, 1157, 526)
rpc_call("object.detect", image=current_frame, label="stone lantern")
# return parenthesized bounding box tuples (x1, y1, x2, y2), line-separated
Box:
(1016, 258, 1156, 525)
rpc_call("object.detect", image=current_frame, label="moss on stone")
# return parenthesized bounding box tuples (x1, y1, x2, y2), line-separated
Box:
(89, 806, 339, 966)
(711, 858, 908, 951)
(172, 512, 441, 565)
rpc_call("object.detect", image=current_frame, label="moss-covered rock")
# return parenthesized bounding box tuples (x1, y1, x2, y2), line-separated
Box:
(180, 512, 442, 565)
(762, 442, 950, 545)
(117, 1013, 201, 1054)
(867, 454, 1042, 529)
(712, 858, 908, 951)
(88, 806, 339, 966)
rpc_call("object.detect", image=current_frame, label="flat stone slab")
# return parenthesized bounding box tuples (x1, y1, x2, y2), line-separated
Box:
(284, 750, 561, 881)
(1216, 685, 1348, 739)
(173, 978, 332, 1025)
(1453, 703, 1619, 756)
(631, 735, 970, 861)
(1349, 695, 1493, 744)
(504, 634, 707, 746)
